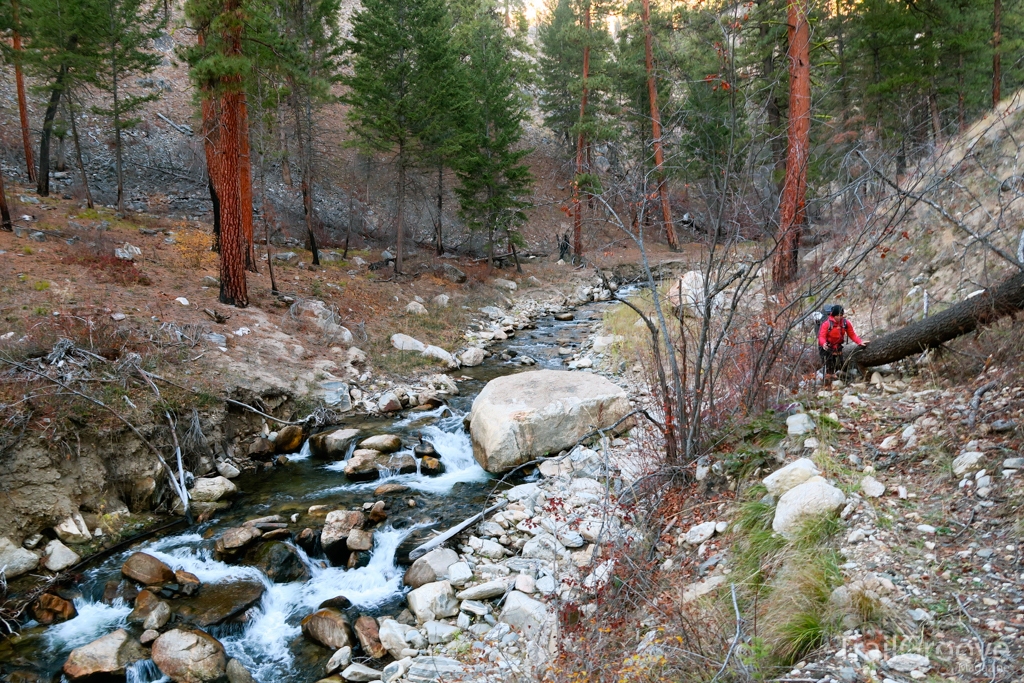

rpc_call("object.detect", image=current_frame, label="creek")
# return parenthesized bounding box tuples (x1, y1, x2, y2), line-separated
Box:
(0, 306, 611, 683)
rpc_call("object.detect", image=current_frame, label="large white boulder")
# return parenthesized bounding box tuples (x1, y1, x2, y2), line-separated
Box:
(63, 629, 146, 681)
(763, 458, 820, 496)
(406, 580, 459, 623)
(772, 476, 846, 539)
(391, 334, 426, 353)
(43, 539, 80, 572)
(190, 476, 238, 502)
(0, 537, 39, 579)
(499, 590, 549, 638)
(666, 271, 724, 317)
(468, 370, 632, 473)
(377, 619, 412, 659)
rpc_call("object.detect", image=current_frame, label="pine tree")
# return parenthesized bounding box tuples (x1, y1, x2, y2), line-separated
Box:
(183, 0, 251, 307)
(0, 164, 12, 231)
(341, 0, 457, 274)
(92, 0, 166, 214)
(453, 9, 533, 269)
(1, 0, 37, 182)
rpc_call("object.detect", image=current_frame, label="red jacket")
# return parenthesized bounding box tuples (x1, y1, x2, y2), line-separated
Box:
(818, 315, 863, 350)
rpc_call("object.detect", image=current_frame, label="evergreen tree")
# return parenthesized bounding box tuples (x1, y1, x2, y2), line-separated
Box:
(454, 8, 533, 269)
(340, 0, 457, 274)
(92, 0, 167, 214)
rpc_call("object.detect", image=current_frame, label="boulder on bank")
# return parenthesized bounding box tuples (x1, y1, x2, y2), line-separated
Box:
(344, 450, 416, 481)
(309, 428, 361, 459)
(468, 370, 632, 473)
(772, 476, 846, 539)
(151, 629, 227, 682)
(274, 425, 304, 453)
(0, 537, 39, 579)
(190, 476, 238, 503)
(63, 629, 146, 681)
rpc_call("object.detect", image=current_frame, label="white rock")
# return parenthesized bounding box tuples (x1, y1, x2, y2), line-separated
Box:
(406, 301, 428, 315)
(803, 437, 820, 450)
(916, 524, 936, 534)
(879, 435, 899, 450)
(456, 579, 511, 601)
(521, 533, 568, 562)
(468, 370, 632, 473)
(377, 620, 411, 659)
(406, 657, 464, 680)
(424, 620, 461, 644)
(680, 575, 727, 603)
(447, 561, 473, 587)
(422, 345, 457, 368)
(499, 591, 548, 638)
(459, 347, 486, 367)
(583, 560, 615, 591)
(772, 476, 846, 539)
(341, 662, 382, 681)
(493, 278, 518, 291)
(42, 539, 80, 572)
(786, 413, 815, 436)
(391, 333, 426, 353)
(715, 521, 729, 534)
(476, 538, 507, 558)
(514, 574, 536, 594)
(666, 271, 725, 317)
(763, 458, 820, 497)
(841, 394, 863, 406)
(888, 654, 930, 673)
(0, 537, 40, 578)
(535, 575, 557, 594)
(189, 476, 237, 502)
(860, 476, 885, 498)
(406, 581, 459, 624)
(684, 522, 717, 545)
(326, 646, 352, 673)
(847, 529, 866, 543)
(953, 451, 984, 476)
(54, 513, 91, 544)
(216, 461, 241, 479)
(432, 294, 450, 308)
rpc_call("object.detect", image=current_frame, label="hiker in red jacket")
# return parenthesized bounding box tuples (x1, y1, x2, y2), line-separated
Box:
(818, 305, 868, 379)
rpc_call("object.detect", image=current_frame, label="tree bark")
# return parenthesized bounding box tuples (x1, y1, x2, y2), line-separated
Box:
(207, 92, 247, 307)
(11, 0, 35, 183)
(435, 163, 444, 256)
(993, 0, 1002, 107)
(395, 141, 405, 274)
(238, 94, 256, 271)
(642, 0, 677, 250)
(67, 90, 93, 209)
(772, 0, 810, 289)
(0, 164, 12, 231)
(37, 67, 68, 198)
(845, 269, 1024, 369)
(572, 1, 591, 260)
(290, 85, 320, 267)
(111, 16, 126, 215)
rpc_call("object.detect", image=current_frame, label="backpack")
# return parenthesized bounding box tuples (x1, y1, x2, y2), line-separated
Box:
(823, 317, 849, 348)
(811, 304, 836, 326)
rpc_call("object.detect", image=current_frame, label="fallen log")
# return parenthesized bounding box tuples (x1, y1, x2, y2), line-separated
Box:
(845, 269, 1024, 370)
(408, 499, 508, 561)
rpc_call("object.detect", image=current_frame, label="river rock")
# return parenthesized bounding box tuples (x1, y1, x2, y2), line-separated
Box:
(391, 334, 426, 353)
(374, 483, 410, 496)
(419, 456, 444, 476)
(216, 460, 241, 479)
(248, 438, 275, 461)
(407, 580, 459, 623)
(215, 526, 262, 555)
(172, 579, 265, 626)
(275, 425, 304, 453)
(499, 590, 548, 638)
(763, 458, 820, 496)
(404, 548, 460, 589)
(302, 608, 353, 650)
(129, 590, 164, 623)
(123, 552, 176, 585)
(355, 615, 387, 658)
(772, 476, 846, 539)
(322, 510, 366, 554)
(368, 501, 387, 524)
(459, 347, 485, 367)
(341, 663, 382, 682)
(226, 658, 257, 683)
(359, 435, 403, 453)
(0, 537, 39, 579)
(522, 532, 568, 562)
(245, 541, 310, 582)
(190, 476, 238, 502)
(152, 628, 227, 683)
(468, 370, 632, 473)
(31, 593, 77, 624)
(888, 653, 931, 673)
(326, 646, 353, 673)
(347, 529, 374, 551)
(456, 578, 511, 601)
(422, 345, 457, 368)
(309, 428, 362, 459)
(63, 629, 145, 681)
(377, 619, 412, 659)
(176, 570, 201, 596)
(378, 392, 403, 413)
(55, 513, 91, 544)
(144, 600, 172, 630)
(42, 539, 80, 572)
(407, 656, 464, 680)
(344, 450, 416, 481)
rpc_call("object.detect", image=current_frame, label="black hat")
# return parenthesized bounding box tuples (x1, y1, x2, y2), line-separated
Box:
(831, 304, 844, 316)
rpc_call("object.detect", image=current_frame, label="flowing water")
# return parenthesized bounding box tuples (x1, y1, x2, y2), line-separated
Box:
(1, 306, 612, 682)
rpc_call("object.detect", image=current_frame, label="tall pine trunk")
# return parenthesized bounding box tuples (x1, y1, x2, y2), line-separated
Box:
(290, 88, 320, 266)
(572, 2, 591, 259)
(993, 0, 1002, 107)
(642, 0, 677, 250)
(37, 64, 69, 197)
(772, 0, 810, 289)
(67, 90, 93, 208)
(238, 94, 256, 271)
(435, 163, 444, 256)
(0, 165, 12, 231)
(207, 93, 247, 307)
(395, 141, 405, 274)
(11, 0, 35, 183)
(110, 18, 126, 215)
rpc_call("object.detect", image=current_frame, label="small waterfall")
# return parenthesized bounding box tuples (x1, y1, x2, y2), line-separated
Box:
(45, 598, 131, 651)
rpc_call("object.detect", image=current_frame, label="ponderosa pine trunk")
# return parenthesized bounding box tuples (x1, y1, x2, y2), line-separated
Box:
(0, 165, 12, 231)
(572, 2, 591, 259)
(772, 0, 810, 289)
(845, 269, 1024, 370)
(208, 93, 247, 307)
(238, 94, 256, 271)
(67, 91, 93, 209)
(642, 0, 678, 250)
(435, 163, 444, 256)
(395, 141, 406, 274)
(290, 85, 320, 266)
(11, 0, 35, 183)
(37, 62, 69, 197)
